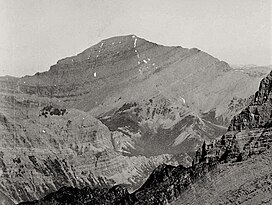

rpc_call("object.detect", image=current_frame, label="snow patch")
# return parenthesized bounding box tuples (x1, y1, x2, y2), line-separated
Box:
(94, 72, 97, 77)
(173, 129, 191, 146)
(152, 63, 155, 66)
(180, 97, 186, 104)
(134, 38, 137, 48)
(132, 35, 135, 38)
(143, 60, 148, 64)
(126, 142, 135, 149)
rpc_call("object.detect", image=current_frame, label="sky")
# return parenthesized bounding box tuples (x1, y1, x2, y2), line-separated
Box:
(0, 0, 271, 77)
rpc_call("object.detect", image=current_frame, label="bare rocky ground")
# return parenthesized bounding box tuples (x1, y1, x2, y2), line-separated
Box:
(0, 35, 271, 204)
(172, 149, 272, 205)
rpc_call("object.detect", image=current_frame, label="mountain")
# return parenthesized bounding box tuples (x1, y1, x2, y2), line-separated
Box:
(0, 35, 270, 204)
(2, 35, 268, 157)
(20, 70, 272, 205)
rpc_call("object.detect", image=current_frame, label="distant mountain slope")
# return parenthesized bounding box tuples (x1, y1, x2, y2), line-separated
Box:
(0, 35, 270, 204)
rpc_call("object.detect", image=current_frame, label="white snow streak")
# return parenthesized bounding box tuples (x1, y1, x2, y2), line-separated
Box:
(134, 38, 137, 48)
(180, 97, 186, 104)
(94, 72, 97, 77)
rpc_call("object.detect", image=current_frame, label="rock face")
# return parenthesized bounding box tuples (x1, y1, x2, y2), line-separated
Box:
(19, 69, 272, 205)
(0, 35, 271, 204)
(228, 70, 272, 131)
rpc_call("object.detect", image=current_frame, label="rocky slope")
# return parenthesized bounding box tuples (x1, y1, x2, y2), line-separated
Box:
(0, 35, 270, 204)
(0, 92, 178, 204)
(19, 143, 272, 205)
(172, 150, 272, 205)
(19, 69, 272, 205)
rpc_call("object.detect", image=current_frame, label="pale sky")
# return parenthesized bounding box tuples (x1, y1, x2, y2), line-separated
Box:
(0, 0, 271, 77)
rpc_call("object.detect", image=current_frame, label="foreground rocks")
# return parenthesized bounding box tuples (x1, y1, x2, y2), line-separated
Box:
(19, 138, 272, 205)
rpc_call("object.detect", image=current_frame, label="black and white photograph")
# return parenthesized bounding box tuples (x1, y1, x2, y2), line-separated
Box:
(0, 0, 271, 204)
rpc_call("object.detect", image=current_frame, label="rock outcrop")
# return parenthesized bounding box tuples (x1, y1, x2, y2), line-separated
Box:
(228, 71, 272, 131)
